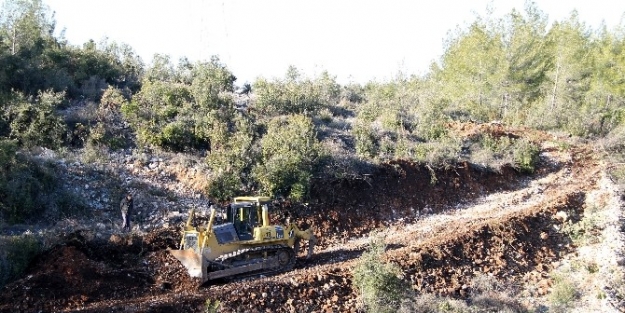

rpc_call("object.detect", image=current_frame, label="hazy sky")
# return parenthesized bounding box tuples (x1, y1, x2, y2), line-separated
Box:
(34, 1, 625, 84)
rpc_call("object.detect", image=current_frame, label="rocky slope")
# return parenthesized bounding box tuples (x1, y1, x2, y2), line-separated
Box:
(0, 123, 624, 313)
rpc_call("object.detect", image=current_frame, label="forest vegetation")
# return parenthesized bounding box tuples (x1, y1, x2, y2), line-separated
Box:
(0, 0, 624, 223)
(1, 1, 625, 312)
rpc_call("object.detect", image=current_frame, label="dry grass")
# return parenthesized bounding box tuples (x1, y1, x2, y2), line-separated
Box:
(398, 274, 526, 313)
(548, 273, 578, 311)
(168, 153, 211, 192)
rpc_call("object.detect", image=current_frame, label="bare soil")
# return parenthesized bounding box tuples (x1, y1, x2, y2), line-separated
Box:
(1, 124, 623, 313)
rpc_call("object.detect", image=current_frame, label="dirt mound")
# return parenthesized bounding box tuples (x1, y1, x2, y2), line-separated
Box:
(306, 160, 528, 248)
(147, 250, 203, 292)
(0, 244, 154, 312)
(143, 227, 182, 251)
(388, 192, 584, 297)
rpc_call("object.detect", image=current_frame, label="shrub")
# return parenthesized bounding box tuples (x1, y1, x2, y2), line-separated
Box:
(54, 189, 89, 217)
(252, 115, 322, 201)
(602, 124, 625, 153)
(511, 138, 540, 173)
(0, 140, 58, 223)
(253, 67, 340, 116)
(204, 114, 258, 201)
(69, 89, 129, 150)
(204, 299, 220, 313)
(341, 83, 365, 103)
(467, 134, 539, 173)
(206, 170, 243, 202)
(0, 140, 84, 223)
(1, 90, 67, 149)
(353, 233, 408, 313)
(413, 136, 462, 166)
(80, 140, 110, 164)
(123, 57, 235, 152)
(157, 121, 197, 151)
(80, 76, 108, 101)
(399, 274, 526, 313)
(399, 293, 470, 313)
(352, 121, 379, 159)
(356, 100, 383, 123)
(605, 265, 625, 310)
(354, 79, 454, 163)
(549, 274, 578, 309)
(317, 108, 334, 124)
(190, 57, 236, 110)
(561, 209, 601, 245)
(0, 234, 42, 288)
(411, 102, 449, 141)
(79, 86, 133, 150)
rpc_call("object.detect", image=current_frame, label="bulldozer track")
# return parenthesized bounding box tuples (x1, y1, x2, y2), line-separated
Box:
(207, 245, 296, 282)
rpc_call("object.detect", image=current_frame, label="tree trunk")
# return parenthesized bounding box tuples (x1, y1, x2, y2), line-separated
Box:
(551, 62, 560, 110)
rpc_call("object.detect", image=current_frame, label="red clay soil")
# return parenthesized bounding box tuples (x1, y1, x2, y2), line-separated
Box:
(0, 126, 601, 313)
(305, 159, 529, 248)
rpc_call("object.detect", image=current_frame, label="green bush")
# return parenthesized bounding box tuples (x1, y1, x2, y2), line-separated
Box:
(157, 121, 197, 151)
(190, 57, 236, 109)
(1, 90, 67, 149)
(252, 114, 322, 201)
(511, 138, 540, 173)
(0, 140, 84, 223)
(253, 67, 340, 116)
(352, 121, 379, 159)
(561, 211, 601, 245)
(91, 86, 132, 149)
(354, 79, 453, 163)
(123, 57, 235, 152)
(203, 112, 258, 201)
(353, 233, 407, 313)
(549, 274, 578, 309)
(341, 83, 365, 103)
(468, 134, 539, 173)
(355, 100, 382, 123)
(411, 101, 449, 141)
(0, 234, 42, 288)
(204, 299, 220, 313)
(206, 170, 244, 202)
(0, 140, 58, 223)
(412, 136, 462, 166)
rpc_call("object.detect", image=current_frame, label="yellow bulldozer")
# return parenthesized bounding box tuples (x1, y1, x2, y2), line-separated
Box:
(169, 196, 317, 283)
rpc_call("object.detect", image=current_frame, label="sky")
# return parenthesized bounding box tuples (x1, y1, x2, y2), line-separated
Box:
(31, 0, 625, 85)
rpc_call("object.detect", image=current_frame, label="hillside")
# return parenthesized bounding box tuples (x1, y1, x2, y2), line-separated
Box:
(1, 123, 623, 313)
(1, 1, 625, 312)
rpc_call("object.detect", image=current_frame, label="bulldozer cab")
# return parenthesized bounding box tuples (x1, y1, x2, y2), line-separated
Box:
(225, 196, 272, 241)
(227, 202, 256, 240)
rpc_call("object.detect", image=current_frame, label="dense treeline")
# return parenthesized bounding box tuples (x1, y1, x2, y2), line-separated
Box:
(0, 0, 624, 223)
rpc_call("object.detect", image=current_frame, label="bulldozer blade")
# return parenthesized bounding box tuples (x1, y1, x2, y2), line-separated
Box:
(168, 249, 203, 278)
